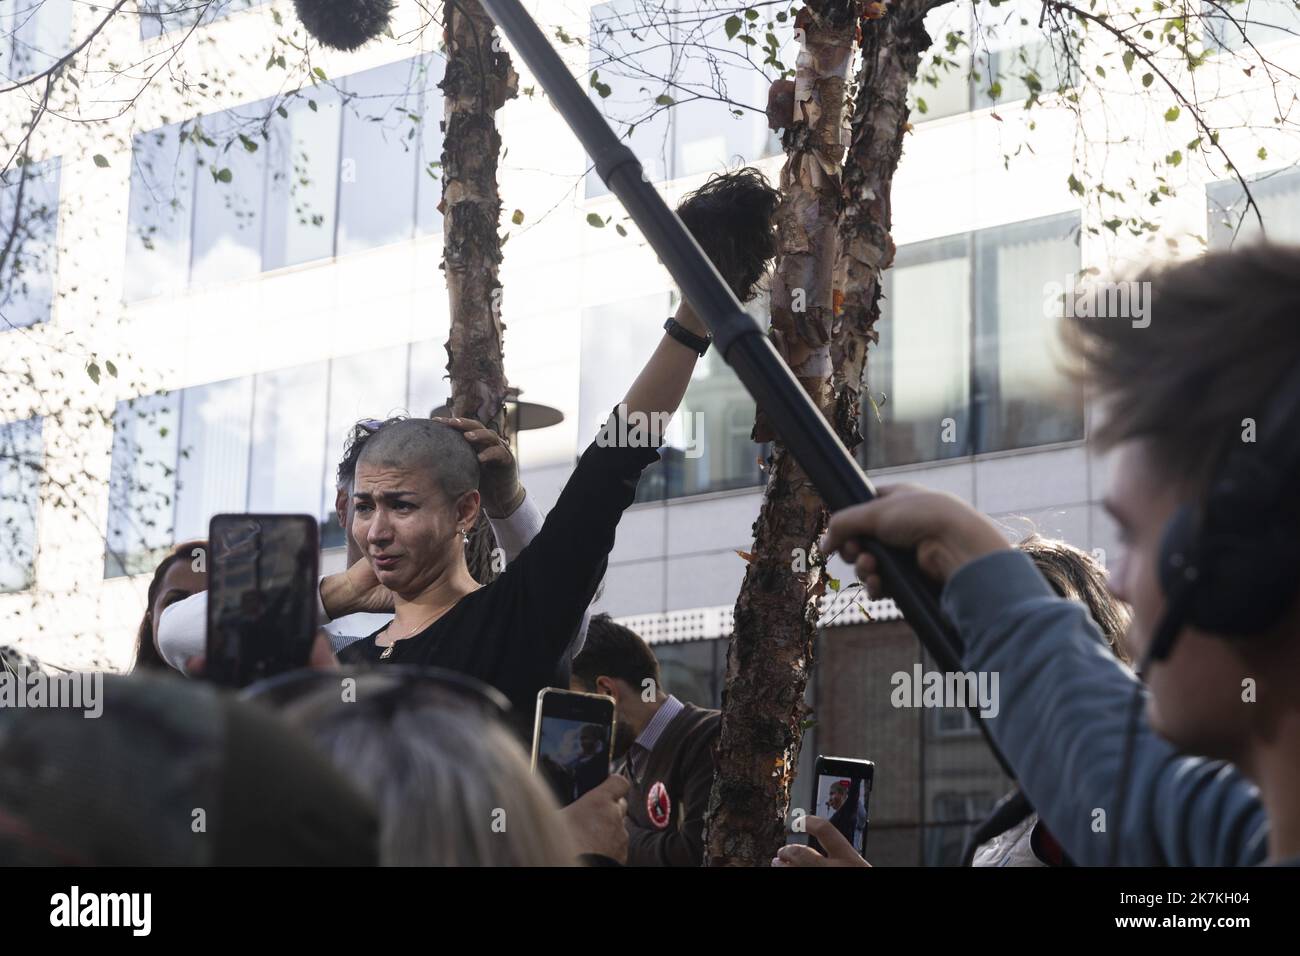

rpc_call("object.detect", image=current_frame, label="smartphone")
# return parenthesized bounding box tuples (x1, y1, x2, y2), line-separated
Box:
(531, 688, 616, 807)
(205, 513, 320, 688)
(811, 755, 875, 856)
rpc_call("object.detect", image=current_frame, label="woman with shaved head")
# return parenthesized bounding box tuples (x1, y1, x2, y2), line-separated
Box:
(323, 168, 780, 717)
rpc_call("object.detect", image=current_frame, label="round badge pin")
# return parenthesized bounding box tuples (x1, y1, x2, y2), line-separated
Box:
(646, 781, 672, 830)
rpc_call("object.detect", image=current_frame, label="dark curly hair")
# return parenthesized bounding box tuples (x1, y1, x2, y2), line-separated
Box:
(675, 167, 780, 303)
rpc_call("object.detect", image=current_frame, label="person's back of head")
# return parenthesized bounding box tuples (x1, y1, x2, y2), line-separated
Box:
(571, 613, 662, 696)
(278, 672, 575, 866)
(1018, 533, 1132, 665)
(0, 673, 378, 865)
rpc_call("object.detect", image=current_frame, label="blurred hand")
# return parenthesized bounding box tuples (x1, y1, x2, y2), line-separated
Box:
(183, 632, 339, 678)
(820, 484, 1009, 596)
(773, 816, 871, 867)
(432, 416, 524, 518)
(560, 774, 629, 864)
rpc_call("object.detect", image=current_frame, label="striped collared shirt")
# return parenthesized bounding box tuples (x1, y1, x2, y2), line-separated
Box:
(627, 694, 684, 782)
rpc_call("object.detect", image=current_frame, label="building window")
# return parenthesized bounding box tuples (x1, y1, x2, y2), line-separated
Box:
(1207, 166, 1300, 247)
(911, 0, 1078, 123)
(337, 59, 424, 255)
(190, 108, 269, 287)
(138, 0, 269, 40)
(106, 393, 180, 578)
(1203, 0, 1299, 52)
(263, 92, 342, 271)
(586, 0, 784, 198)
(0, 417, 42, 592)
(123, 54, 445, 302)
(0, 0, 73, 81)
(925, 790, 995, 865)
(579, 292, 770, 502)
(863, 211, 1083, 469)
(652, 637, 724, 709)
(0, 157, 60, 330)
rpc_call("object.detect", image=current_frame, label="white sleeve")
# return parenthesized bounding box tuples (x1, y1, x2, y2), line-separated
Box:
(156, 590, 208, 673)
(486, 492, 544, 563)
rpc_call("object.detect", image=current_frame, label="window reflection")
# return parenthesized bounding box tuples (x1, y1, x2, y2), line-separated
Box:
(337, 60, 422, 255)
(174, 377, 255, 541)
(0, 417, 43, 592)
(0, 157, 60, 329)
(0, 0, 73, 80)
(125, 124, 194, 302)
(264, 92, 342, 270)
(107, 394, 180, 578)
(138, 0, 269, 40)
(249, 362, 329, 516)
(190, 109, 268, 285)
(1207, 167, 1300, 247)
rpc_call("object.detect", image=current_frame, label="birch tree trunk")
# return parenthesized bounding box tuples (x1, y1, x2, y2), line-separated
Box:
(705, 0, 860, 868)
(440, 1, 518, 581)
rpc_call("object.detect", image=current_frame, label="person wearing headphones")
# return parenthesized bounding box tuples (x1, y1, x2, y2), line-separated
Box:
(784, 246, 1298, 867)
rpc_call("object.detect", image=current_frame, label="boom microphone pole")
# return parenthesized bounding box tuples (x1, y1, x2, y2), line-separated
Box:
(477, 0, 1013, 775)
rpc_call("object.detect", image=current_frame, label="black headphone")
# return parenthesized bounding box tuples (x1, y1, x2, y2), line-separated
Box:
(1147, 355, 1300, 663)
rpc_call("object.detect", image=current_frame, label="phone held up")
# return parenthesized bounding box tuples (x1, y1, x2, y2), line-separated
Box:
(205, 513, 319, 688)
(531, 688, 617, 807)
(811, 755, 875, 856)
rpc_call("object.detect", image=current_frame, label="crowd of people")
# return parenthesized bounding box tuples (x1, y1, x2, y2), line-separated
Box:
(1, 169, 1298, 868)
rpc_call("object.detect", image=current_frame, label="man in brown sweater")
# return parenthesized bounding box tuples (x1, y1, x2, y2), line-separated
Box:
(570, 614, 721, 866)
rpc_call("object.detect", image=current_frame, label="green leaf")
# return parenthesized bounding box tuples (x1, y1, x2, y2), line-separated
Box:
(308, 99, 318, 112)
(105, 360, 118, 378)
(277, 105, 289, 119)
(916, 97, 929, 114)
(1166, 149, 1182, 167)
(86, 362, 100, 385)
(654, 94, 674, 106)
(313, 66, 328, 81)
(1141, 73, 1154, 88)
(745, 8, 759, 20)
(586, 213, 605, 228)
(1068, 173, 1085, 196)
(724, 13, 742, 38)
(615, 223, 627, 237)
(215, 167, 233, 184)
(1258, 146, 1268, 160)
(1163, 105, 1180, 122)
(239, 134, 259, 153)
(1095, 64, 1106, 79)
(511, 209, 524, 225)
(92, 154, 109, 168)
(737, 34, 756, 46)
(1122, 50, 1135, 72)
(827, 577, 841, 592)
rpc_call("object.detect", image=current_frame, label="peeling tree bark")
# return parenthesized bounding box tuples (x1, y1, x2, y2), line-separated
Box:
(441, 1, 518, 582)
(832, 1, 940, 450)
(704, 0, 860, 868)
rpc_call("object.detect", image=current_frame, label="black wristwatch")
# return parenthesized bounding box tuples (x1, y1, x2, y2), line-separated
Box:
(663, 316, 711, 357)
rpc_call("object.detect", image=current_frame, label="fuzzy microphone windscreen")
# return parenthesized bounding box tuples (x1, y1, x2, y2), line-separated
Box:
(293, 0, 395, 51)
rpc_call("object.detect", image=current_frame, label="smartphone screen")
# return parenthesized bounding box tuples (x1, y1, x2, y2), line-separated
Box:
(812, 756, 875, 855)
(206, 514, 320, 688)
(531, 689, 615, 807)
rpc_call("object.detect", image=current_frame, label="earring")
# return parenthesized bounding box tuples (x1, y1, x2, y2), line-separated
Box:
(461, 528, 470, 544)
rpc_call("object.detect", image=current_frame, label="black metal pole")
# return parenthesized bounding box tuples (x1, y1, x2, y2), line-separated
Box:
(477, 0, 969, 677)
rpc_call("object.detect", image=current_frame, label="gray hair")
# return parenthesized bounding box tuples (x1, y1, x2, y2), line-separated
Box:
(282, 675, 575, 866)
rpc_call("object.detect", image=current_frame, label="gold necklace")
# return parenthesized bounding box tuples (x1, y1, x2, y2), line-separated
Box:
(378, 606, 447, 660)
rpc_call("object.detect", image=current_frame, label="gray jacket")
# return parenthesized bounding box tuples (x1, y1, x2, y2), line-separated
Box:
(940, 550, 1268, 866)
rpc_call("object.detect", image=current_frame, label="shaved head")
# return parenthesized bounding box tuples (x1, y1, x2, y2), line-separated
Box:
(356, 418, 480, 500)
